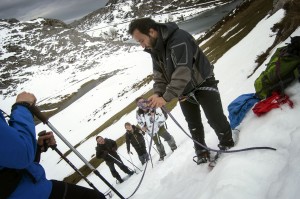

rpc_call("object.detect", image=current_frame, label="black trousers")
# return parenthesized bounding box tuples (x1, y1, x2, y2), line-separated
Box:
(106, 155, 131, 179)
(49, 180, 106, 199)
(134, 146, 147, 157)
(179, 77, 232, 153)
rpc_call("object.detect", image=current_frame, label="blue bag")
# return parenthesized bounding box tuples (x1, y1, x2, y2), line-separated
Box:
(228, 93, 260, 129)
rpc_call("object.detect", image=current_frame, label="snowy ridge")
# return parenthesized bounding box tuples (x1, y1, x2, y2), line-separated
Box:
(0, 17, 145, 111)
(72, 0, 230, 40)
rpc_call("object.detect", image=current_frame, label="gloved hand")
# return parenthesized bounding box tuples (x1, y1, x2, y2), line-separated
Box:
(142, 126, 147, 132)
(102, 151, 108, 158)
(16, 91, 37, 106)
(38, 130, 56, 152)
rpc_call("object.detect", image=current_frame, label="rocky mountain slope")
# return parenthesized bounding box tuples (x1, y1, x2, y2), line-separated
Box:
(70, 0, 233, 41)
(71, 0, 232, 29)
(0, 18, 130, 94)
(0, 0, 235, 115)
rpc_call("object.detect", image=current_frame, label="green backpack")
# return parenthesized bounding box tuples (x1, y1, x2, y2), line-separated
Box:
(254, 36, 300, 99)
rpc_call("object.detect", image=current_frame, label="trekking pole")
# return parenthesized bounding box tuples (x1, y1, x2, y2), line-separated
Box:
(54, 147, 103, 192)
(128, 152, 136, 173)
(38, 131, 102, 194)
(143, 135, 154, 168)
(107, 153, 138, 173)
(29, 106, 126, 199)
(116, 152, 143, 172)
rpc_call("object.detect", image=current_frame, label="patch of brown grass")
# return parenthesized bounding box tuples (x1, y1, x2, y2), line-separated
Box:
(198, 0, 273, 64)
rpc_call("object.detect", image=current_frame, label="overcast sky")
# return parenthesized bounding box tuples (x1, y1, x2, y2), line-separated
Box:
(0, 0, 109, 23)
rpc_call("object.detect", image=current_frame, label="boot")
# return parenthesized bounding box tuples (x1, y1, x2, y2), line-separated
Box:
(171, 145, 177, 152)
(218, 139, 234, 151)
(213, 142, 234, 162)
(156, 143, 166, 161)
(196, 149, 210, 165)
(127, 170, 134, 175)
(218, 128, 234, 149)
(116, 176, 123, 183)
(159, 152, 166, 161)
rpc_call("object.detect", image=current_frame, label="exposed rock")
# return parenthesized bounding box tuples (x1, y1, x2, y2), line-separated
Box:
(271, 0, 290, 14)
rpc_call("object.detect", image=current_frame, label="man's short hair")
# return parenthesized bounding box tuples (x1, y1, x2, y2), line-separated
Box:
(135, 96, 145, 103)
(128, 18, 158, 35)
(125, 122, 131, 127)
(96, 136, 103, 141)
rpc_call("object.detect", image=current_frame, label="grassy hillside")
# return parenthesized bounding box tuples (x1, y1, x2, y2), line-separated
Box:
(197, 0, 273, 64)
(249, 0, 300, 77)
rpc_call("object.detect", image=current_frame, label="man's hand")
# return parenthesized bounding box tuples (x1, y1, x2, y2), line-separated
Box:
(38, 131, 56, 152)
(16, 91, 37, 106)
(141, 126, 147, 132)
(148, 94, 166, 108)
(112, 146, 117, 152)
(103, 151, 108, 157)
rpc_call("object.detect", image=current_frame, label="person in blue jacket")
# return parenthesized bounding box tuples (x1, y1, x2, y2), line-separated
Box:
(0, 91, 106, 199)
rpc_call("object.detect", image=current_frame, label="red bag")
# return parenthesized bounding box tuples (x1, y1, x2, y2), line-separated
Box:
(252, 91, 293, 116)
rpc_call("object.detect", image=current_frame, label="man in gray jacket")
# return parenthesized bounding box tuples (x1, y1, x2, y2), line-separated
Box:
(128, 18, 234, 164)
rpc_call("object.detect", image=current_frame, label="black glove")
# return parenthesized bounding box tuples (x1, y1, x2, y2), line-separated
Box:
(37, 130, 57, 152)
(111, 146, 117, 152)
(103, 151, 108, 158)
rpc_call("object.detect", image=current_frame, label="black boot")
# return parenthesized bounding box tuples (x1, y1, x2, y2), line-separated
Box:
(196, 150, 210, 165)
(171, 145, 177, 152)
(159, 152, 166, 161)
(116, 176, 124, 183)
(127, 170, 134, 175)
(159, 156, 164, 161)
(218, 139, 234, 151)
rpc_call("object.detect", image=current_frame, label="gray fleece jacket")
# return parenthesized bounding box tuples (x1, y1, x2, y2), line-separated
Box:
(145, 22, 214, 102)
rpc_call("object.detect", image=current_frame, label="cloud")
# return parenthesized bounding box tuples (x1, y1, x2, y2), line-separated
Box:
(0, 0, 108, 23)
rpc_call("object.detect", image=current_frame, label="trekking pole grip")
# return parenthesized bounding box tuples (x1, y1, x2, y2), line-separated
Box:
(29, 105, 49, 124)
